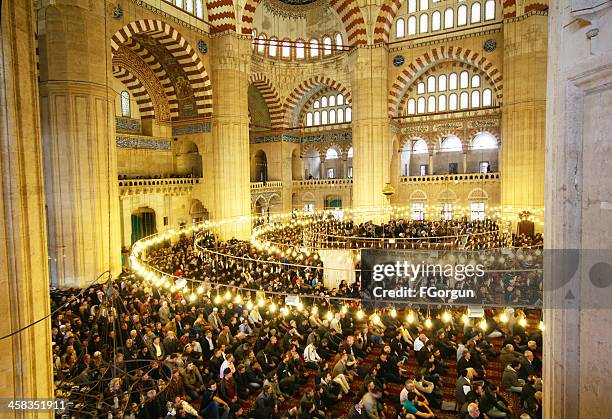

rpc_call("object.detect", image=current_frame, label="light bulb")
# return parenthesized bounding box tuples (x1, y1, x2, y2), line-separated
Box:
(519, 317, 527, 328)
(246, 301, 253, 310)
(479, 319, 487, 331)
(461, 314, 469, 325)
(224, 290, 232, 300)
(424, 318, 432, 329)
(234, 294, 242, 304)
(257, 298, 265, 307)
(170, 285, 176, 293)
(311, 305, 318, 314)
(406, 312, 415, 323)
(341, 305, 348, 314)
(499, 312, 508, 323)
(189, 293, 196, 302)
(326, 311, 333, 321)
(214, 295, 222, 304)
(372, 314, 381, 324)
(297, 302, 303, 311)
(442, 311, 452, 323)
(197, 286, 204, 295)
(390, 308, 397, 318)
(356, 309, 364, 320)
(269, 303, 277, 313)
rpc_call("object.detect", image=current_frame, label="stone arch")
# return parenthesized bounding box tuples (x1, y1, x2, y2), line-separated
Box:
(467, 188, 488, 201)
(438, 189, 457, 202)
(241, 0, 367, 46)
(206, 0, 237, 32)
(388, 46, 503, 117)
(110, 20, 213, 118)
(283, 76, 351, 127)
(373, 0, 404, 44)
(298, 87, 347, 125)
(249, 73, 283, 127)
(112, 66, 155, 119)
(410, 189, 428, 200)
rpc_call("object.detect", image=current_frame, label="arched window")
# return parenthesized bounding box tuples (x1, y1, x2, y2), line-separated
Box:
(438, 74, 447, 91)
(460, 71, 469, 88)
(346, 107, 352, 122)
(471, 90, 481, 107)
(408, 16, 417, 35)
(417, 97, 426, 113)
(328, 95, 335, 106)
(329, 109, 336, 123)
(432, 11, 441, 30)
(471, 132, 497, 149)
(444, 8, 454, 28)
(185, 0, 194, 13)
(458, 5, 468, 25)
(438, 94, 447, 111)
(252, 29, 258, 49)
(337, 108, 344, 122)
(396, 18, 406, 38)
(407, 98, 416, 114)
(310, 39, 319, 58)
(258, 35, 266, 53)
(417, 82, 426, 94)
(314, 100, 320, 109)
(321, 96, 328, 107)
(296, 41, 305, 59)
(269, 38, 277, 56)
(335, 33, 343, 49)
(419, 14, 428, 33)
(413, 139, 428, 154)
(427, 76, 436, 93)
(326, 148, 340, 159)
(306, 112, 313, 126)
(337, 94, 344, 105)
(427, 95, 436, 112)
(482, 88, 493, 106)
(281, 40, 291, 58)
(449, 93, 458, 110)
(121, 91, 130, 117)
(471, 2, 481, 22)
(347, 147, 353, 158)
(321, 110, 328, 124)
(175, 0, 183, 8)
(441, 135, 462, 151)
(314, 111, 320, 125)
(471, 74, 481, 88)
(408, 0, 417, 13)
(460, 91, 469, 109)
(323, 37, 332, 55)
(195, 0, 204, 18)
(420, 0, 428, 11)
(449, 73, 458, 90)
(485, 0, 495, 20)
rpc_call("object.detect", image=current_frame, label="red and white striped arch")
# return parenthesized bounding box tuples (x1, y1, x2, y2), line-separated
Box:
(249, 73, 284, 127)
(113, 66, 155, 119)
(241, 0, 367, 46)
(110, 20, 213, 118)
(283, 76, 352, 128)
(388, 46, 503, 117)
(206, 0, 237, 32)
(373, 0, 403, 44)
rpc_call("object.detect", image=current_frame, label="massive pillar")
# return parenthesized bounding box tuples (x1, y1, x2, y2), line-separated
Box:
(209, 34, 251, 239)
(349, 46, 392, 219)
(544, 1, 612, 417)
(500, 9, 548, 221)
(38, 1, 121, 288)
(0, 0, 54, 405)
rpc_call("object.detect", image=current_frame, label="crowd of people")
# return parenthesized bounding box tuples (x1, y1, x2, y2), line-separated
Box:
(50, 224, 545, 418)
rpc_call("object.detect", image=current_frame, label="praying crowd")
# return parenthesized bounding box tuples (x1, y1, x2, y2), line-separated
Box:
(50, 271, 544, 419)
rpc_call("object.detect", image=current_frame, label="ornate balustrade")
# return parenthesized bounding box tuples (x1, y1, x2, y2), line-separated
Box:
(399, 172, 500, 184)
(250, 181, 283, 191)
(118, 177, 201, 197)
(292, 178, 353, 188)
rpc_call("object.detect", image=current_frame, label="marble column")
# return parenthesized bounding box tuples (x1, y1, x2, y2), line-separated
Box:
(0, 0, 54, 407)
(501, 12, 548, 218)
(38, 1, 121, 288)
(544, 1, 612, 418)
(209, 34, 251, 239)
(349, 46, 391, 219)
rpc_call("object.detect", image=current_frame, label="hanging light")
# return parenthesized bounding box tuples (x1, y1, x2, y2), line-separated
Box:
(196, 285, 204, 295)
(406, 311, 415, 324)
(246, 301, 254, 310)
(269, 302, 277, 313)
(224, 290, 232, 301)
(311, 305, 318, 315)
(479, 319, 488, 331)
(341, 305, 348, 314)
(214, 295, 222, 305)
(234, 294, 243, 304)
(257, 298, 265, 307)
(442, 311, 452, 323)
(390, 308, 397, 318)
(326, 310, 333, 321)
(297, 301, 304, 311)
(519, 317, 527, 328)
(189, 293, 196, 302)
(499, 312, 509, 323)
(424, 318, 433, 329)
(461, 314, 469, 325)
(356, 309, 364, 320)
(170, 285, 177, 293)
